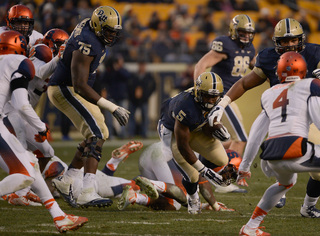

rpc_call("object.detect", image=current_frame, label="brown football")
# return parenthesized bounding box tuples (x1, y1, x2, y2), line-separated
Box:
(202, 118, 223, 137)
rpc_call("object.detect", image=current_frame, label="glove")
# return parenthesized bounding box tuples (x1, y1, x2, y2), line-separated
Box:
(28, 46, 36, 60)
(112, 107, 130, 126)
(312, 69, 320, 79)
(34, 124, 50, 143)
(208, 105, 224, 124)
(57, 44, 66, 59)
(199, 167, 228, 187)
(212, 124, 230, 142)
(236, 170, 251, 187)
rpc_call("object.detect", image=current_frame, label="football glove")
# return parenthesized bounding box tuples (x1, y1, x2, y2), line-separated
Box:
(219, 164, 238, 185)
(208, 105, 224, 124)
(34, 124, 50, 143)
(199, 167, 228, 187)
(212, 124, 230, 142)
(312, 69, 320, 79)
(28, 46, 36, 60)
(113, 107, 130, 126)
(236, 170, 251, 187)
(58, 44, 66, 59)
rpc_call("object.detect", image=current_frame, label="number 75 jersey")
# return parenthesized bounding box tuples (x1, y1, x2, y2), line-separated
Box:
(261, 78, 320, 138)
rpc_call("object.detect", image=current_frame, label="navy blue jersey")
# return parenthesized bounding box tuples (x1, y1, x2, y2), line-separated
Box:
(210, 36, 255, 93)
(160, 90, 207, 132)
(256, 43, 320, 87)
(49, 18, 108, 87)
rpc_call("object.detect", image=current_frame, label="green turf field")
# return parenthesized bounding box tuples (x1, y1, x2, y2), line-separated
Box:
(1, 139, 320, 235)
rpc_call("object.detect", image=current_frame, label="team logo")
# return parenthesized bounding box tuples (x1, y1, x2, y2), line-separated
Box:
(97, 10, 108, 23)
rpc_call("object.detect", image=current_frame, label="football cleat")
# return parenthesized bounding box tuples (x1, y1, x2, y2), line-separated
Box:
(117, 185, 137, 211)
(216, 202, 235, 212)
(54, 214, 88, 233)
(111, 141, 143, 162)
(76, 188, 113, 208)
(275, 195, 286, 208)
(239, 225, 270, 236)
(300, 205, 320, 218)
(26, 191, 41, 203)
(7, 193, 42, 206)
(52, 175, 77, 208)
(135, 176, 159, 199)
(215, 183, 247, 193)
(187, 195, 201, 214)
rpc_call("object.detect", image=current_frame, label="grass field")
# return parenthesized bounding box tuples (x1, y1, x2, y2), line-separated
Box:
(1, 139, 320, 235)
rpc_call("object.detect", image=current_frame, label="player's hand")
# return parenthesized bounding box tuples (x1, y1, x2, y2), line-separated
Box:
(58, 44, 66, 59)
(236, 170, 251, 187)
(112, 107, 130, 126)
(312, 69, 320, 79)
(199, 167, 228, 187)
(34, 124, 50, 143)
(208, 105, 224, 124)
(28, 46, 36, 60)
(212, 124, 230, 142)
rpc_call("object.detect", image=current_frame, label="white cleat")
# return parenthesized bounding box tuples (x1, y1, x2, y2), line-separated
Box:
(7, 193, 42, 206)
(187, 195, 201, 214)
(52, 175, 77, 207)
(135, 176, 159, 199)
(117, 185, 137, 211)
(77, 187, 112, 208)
(300, 205, 320, 218)
(215, 183, 247, 193)
(54, 214, 88, 233)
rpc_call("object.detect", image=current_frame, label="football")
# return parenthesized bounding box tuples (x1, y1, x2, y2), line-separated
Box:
(202, 118, 224, 138)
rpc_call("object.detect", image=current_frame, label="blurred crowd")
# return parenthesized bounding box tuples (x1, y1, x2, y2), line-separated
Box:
(1, 0, 319, 65)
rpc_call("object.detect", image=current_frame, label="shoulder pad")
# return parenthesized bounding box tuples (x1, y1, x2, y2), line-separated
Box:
(17, 58, 35, 81)
(30, 44, 53, 63)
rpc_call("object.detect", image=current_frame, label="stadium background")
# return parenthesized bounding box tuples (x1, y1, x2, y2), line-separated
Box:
(1, 0, 319, 141)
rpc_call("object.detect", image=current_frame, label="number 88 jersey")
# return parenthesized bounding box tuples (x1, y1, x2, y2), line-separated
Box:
(261, 78, 320, 139)
(210, 35, 255, 93)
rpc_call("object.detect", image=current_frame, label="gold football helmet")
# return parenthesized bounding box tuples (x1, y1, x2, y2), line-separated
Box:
(90, 6, 122, 46)
(194, 72, 224, 111)
(272, 18, 305, 54)
(277, 51, 307, 83)
(229, 14, 255, 47)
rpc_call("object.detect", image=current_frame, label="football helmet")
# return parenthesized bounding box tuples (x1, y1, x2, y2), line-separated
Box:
(6, 4, 34, 38)
(43, 28, 69, 56)
(277, 51, 307, 83)
(90, 6, 122, 46)
(0, 30, 28, 56)
(229, 14, 255, 47)
(194, 72, 224, 111)
(273, 18, 305, 54)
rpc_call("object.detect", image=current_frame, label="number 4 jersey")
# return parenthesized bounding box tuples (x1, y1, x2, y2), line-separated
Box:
(210, 35, 255, 93)
(48, 18, 108, 87)
(260, 78, 320, 160)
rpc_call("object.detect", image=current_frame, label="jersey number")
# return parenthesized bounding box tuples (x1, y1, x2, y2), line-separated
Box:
(176, 110, 186, 122)
(78, 42, 91, 55)
(273, 89, 289, 122)
(231, 56, 250, 77)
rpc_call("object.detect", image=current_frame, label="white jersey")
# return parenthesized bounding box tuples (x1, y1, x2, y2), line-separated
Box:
(0, 26, 43, 47)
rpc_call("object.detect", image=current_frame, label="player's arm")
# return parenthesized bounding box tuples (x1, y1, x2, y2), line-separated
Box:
(174, 119, 197, 165)
(194, 50, 227, 79)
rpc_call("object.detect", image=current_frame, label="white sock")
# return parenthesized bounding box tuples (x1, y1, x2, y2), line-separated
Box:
(65, 168, 81, 179)
(189, 191, 199, 200)
(15, 186, 31, 197)
(303, 194, 319, 207)
(83, 173, 96, 190)
(136, 193, 149, 205)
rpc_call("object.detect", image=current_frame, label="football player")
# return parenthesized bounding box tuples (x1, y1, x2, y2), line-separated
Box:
(0, 4, 43, 46)
(48, 6, 130, 208)
(0, 30, 88, 233)
(158, 71, 232, 214)
(209, 18, 320, 211)
(194, 14, 256, 156)
(239, 52, 320, 235)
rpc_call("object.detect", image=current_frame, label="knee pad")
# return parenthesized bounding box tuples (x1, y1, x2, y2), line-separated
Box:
(77, 140, 86, 154)
(83, 137, 102, 162)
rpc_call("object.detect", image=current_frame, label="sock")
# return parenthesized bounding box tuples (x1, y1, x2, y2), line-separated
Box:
(101, 164, 115, 176)
(83, 173, 96, 190)
(136, 193, 150, 205)
(44, 198, 65, 219)
(105, 156, 122, 172)
(150, 180, 166, 193)
(15, 186, 31, 197)
(247, 206, 268, 228)
(65, 168, 81, 179)
(306, 177, 320, 197)
(303, 194, 319, 207)
(189, 191, 199, 200)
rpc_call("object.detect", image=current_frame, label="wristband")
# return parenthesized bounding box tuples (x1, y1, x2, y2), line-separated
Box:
(219, 95, 231, 108)
(192, 160, 205, 172)
(97, 97, 118, 113)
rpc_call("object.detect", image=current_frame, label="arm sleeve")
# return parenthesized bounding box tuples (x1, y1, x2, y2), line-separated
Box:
(35, 56, 58, 80)
(239, 110, 269, 172)
(11, 88, 46, 132)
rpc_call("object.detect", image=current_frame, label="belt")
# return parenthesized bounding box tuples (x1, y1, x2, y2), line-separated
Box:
(33, 89, 43, 96)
